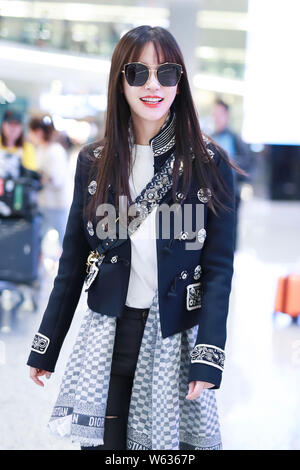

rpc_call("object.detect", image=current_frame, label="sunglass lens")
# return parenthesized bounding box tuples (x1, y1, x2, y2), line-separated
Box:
(125, 63, 148, 86)
(158, 64, 181, 86)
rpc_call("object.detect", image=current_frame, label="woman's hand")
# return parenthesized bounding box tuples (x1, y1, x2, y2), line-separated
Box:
(30, 367, 52, 387)
(186, 380, 214, 400)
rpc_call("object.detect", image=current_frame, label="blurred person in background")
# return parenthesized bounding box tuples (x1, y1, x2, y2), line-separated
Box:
(27, 26, 244, 451)
(0, 109, 37, 178)
(28, 116, 70, 248)
(211, 98, 252, 251)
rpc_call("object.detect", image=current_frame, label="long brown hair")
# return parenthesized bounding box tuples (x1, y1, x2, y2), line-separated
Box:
(85, 25, 246, 221)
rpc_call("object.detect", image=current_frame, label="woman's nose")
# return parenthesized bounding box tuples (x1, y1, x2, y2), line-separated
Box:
(145, 70, 160, 89)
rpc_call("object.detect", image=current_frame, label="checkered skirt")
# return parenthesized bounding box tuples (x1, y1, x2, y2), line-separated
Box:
(48, 289, 222, 450)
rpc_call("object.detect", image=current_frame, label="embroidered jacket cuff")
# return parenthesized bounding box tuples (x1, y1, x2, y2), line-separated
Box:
(188, 344, 225, 390)
(27, 331, 57, 372)
(30, 332, 50, 355)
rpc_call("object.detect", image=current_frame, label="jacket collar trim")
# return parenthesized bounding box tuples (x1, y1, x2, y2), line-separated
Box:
(128, 108, 176, 158)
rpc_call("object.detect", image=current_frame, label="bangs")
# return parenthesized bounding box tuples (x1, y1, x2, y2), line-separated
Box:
(127, 39, 178, 65)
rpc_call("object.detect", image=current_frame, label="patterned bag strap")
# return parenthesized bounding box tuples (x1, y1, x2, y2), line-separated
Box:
(94, 136, 215, 256)
(95, 149, 177, 255)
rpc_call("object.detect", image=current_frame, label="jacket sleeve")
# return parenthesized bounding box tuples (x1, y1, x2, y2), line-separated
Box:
(188, 147, 236, 389)
(26, 148, 91, 372)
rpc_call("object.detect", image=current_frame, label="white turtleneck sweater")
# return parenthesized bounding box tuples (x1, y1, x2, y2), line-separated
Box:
(125, 144, 158, 308)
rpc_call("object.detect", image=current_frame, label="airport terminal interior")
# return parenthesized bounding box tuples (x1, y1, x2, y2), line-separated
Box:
(0, 0, 299, 450)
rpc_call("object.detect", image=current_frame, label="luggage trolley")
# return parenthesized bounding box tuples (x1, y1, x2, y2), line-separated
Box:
(0, 165, 43, 332)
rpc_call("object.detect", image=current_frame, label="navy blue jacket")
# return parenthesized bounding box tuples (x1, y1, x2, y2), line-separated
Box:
(27, 112, 235, 389)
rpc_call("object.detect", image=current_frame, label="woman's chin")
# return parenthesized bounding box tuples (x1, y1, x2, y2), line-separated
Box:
(131, 106, 170, 122)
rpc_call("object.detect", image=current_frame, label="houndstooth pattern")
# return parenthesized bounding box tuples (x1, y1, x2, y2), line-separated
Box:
(126, 289, 222, 450)
(48, 290, 221, 449)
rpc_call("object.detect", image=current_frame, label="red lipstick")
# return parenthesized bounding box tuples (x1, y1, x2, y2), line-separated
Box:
(139, 95, 164, 108)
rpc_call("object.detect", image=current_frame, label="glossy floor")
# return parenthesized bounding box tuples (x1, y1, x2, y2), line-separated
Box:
(218, 197, 300, 450)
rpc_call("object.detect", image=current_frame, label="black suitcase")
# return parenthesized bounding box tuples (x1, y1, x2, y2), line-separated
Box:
(0, 214, 42, 283)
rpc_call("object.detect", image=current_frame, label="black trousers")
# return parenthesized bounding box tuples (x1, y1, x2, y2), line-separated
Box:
(81, 304, 149, 451)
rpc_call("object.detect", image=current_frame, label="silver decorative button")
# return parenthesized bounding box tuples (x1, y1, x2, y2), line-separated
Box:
(207, 148, 214, 159)
(179, 231, 188, 241)
(197, 188, 212, 203)
(180, 270, 188, 280)
(197, 228, 206, 243)
(111, 256, 118, 263)
(87, 221, 94, 236)
(93, 145, 103, 159)
(88, 180, 97, 195)
(176, 192, 184, 202)
(201, 143, 215, 163)
(193, 265, 202, 280)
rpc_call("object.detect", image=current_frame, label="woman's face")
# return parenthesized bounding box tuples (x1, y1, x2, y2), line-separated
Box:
(2, 121, 23, 144)
(28, 129, 43, 146)
(122, 42, 179, 124)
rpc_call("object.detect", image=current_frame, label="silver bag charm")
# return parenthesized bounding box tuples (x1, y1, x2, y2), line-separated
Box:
(84, 252, 105, 292)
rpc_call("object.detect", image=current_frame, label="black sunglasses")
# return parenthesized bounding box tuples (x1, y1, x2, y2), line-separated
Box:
(122, 61, 183, 87)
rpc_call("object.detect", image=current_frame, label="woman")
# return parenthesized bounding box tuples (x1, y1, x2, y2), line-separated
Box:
(27, 26, 244, 450)
(0, 109, 37, 178)
(28, 116, 71, 247)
